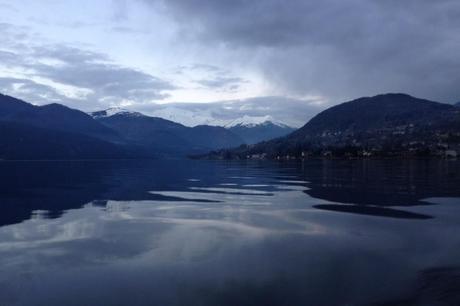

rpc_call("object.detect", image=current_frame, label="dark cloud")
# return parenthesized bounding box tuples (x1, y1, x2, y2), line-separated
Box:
(146, 0, 460, 103)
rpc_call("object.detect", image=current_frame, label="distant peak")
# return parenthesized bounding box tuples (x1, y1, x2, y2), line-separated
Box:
(224, 115, 290, 128)
(90, 107, 144, 119)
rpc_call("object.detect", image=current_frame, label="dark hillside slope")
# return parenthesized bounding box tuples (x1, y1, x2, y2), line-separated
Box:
(292, 93, 455, 139)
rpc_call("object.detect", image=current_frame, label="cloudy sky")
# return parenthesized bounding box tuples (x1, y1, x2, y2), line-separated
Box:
(0, 0, 459, 126)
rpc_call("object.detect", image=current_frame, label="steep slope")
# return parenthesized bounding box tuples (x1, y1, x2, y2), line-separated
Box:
(228, 121, 295, 144)
(8, 103, 118, 140)
(0, 94, 118, 141)
(292, 93, 454, 138)
(0, 94, 131, 160)
(0, 93, 35, 117)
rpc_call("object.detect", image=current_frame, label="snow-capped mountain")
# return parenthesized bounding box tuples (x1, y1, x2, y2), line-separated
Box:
(90, 107, 296, 145)
(224, 115, 291, 128)
(145, 107, 230, 127)
(227, 120, 295, 145)
(145, 106, 295, 128)
(90, 107, 144, 119)
(89, 107, 245, 155)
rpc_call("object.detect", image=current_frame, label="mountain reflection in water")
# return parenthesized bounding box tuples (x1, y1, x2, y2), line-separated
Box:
(0, 159, 459, 306)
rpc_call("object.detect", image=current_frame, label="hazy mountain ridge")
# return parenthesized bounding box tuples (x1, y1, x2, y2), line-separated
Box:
(205, 94, 460, 159)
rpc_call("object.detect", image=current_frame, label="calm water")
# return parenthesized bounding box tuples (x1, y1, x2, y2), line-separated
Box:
(0, 159, 460, 306)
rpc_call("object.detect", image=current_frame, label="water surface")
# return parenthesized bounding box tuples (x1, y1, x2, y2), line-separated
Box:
(0, 159, 459, 305)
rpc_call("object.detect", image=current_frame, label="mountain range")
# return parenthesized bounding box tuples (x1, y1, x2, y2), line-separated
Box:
(2, 92, 459, 160)
(0, 94, 293, 160)
(205, 94, 460, 159)
(91, 109, 244, 156)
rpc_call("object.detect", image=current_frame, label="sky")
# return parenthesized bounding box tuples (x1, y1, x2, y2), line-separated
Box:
(0, 0, 459, 127)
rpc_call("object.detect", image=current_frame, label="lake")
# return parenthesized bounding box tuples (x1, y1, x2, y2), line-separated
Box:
(0, 159, 459, 306)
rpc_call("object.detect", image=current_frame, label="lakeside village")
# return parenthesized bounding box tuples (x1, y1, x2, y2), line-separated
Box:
(244, 145, 459, 160)
(210, 128, 460, 160)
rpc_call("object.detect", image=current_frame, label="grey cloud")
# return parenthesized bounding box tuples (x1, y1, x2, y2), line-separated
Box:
(175, 63, 248, 91)
(196, 76, 247, 91)
(32, 45, 109, 65)
(0, 50, 18, 66)
(110, 26, 147, 34)
(111, 0, 130, 21)
(0, 22, 32, 49)
(0, 2, 17, 12)
(145, 0, 460, 103)
(175, 63, 231, 75)
(30, 45, 174, 102)
(28, 17, 102, 29)
(188, 64, 222, 72)
(0, 77, 81, 106)
(0, 23, 174, 109)
(154, 0, 460, 48)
